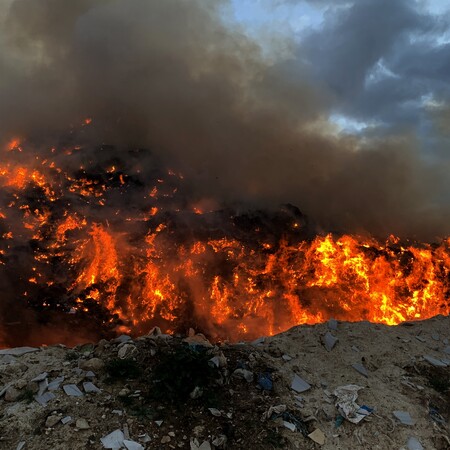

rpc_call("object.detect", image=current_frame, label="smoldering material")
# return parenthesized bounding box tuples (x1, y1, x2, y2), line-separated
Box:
(0, 0, 449, 240)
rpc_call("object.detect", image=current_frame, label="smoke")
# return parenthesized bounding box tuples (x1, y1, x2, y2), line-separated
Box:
(0, 0, 449, 239)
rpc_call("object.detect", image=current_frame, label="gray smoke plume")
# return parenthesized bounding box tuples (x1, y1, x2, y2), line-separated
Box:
(0, 0, 449, 239)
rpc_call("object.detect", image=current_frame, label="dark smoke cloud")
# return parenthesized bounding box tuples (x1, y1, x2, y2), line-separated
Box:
(0, 0, 450, 239)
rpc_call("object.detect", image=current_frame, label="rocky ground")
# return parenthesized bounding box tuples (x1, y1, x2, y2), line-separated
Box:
(1, 317, 450, 450)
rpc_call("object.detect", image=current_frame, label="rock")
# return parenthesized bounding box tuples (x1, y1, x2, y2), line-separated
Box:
(251, 337, 266, 346)
(232, 368, 253, 382)
(282, 354, 292, 361)
(118, 344, 137, 359)
(85, 371, 96, 379)
(161, 436, 171, 444)
(15, 379, 27, 390)
(101, 429, 125, 449)
(4, 387, 21, 402)
(183, 334, 213, 348)
(393, 411, 415, 426)
(118, 388, 130, 397)
(63, 384, 84, 397)
(113, 335, 132, 344)
(0, 347, 39, 356)
(76, 418, 90, 430)
(308, 428, 326, 445)
(291, 374, 311, 393)
(45, 415, 61, 428)
(407, 437, 424, 450)
(352, 363, 369, 377)
(0, 355, 17, 364)
(155, 420, 163, 427)
(79, 358, 104, 372)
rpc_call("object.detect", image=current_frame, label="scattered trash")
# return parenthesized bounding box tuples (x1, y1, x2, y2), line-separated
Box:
(324, 332, 338, 351)
(208, 408, 221, 417)
(334, 385, 372, 424)
(138, 434, 151, 443)
(35, 392, 56, 406)
(208, 356, 220, 368)
(48, 376, 65, 391)
(123, 440, 144, 450)
(85, 371, 96, 379)
(327, 318, 338, 330)
(257, 372, 273, 391)
(83, 382, 101, 393)
(308, 428, 326, 445)
(283, 421, 296, 431)
(291, 374, 311, 393)
(393, 411, 415, 426)
(155, 420, 163, 427)
(262, 404, 286, 421)
(282, 354, 292, 361)
(31, 372, 48, 382)
(117, 344, 137, 359)
(101, 429, 125, 449)
(190, 439, 212, 450)
(335, 415, 345, 428)
(16, 442, 26, 450)
(423, 355, 447, 367)
(0, 347, 39, 356)
(232, 368, 253, 382)
(351, 363, 369, 378)
(281, 411, 309, 436)
(61, 416, 72, 425)
(415, 336, 427, 343)
(63, 384, 84, 397)
(429, 406, 446, 424)
(251, 337, 266, 346)
(407, 437, 424, 450)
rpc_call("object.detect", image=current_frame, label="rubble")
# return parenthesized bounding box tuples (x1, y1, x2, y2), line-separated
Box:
(393, 410, 415, 426)
(0, 317, 449, 449)
(291, 374, 311, 393)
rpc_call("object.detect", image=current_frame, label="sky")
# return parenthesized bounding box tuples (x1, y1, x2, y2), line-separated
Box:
(0, 0, 450, 239)
(230, 0, 450, 137)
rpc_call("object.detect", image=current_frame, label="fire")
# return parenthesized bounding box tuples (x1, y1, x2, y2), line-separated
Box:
(0, 129, 449, 344)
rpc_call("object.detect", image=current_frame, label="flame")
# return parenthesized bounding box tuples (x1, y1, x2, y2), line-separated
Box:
(0, 131, 449, 344)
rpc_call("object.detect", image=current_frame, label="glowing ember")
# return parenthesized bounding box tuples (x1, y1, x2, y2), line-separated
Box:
(0, 131, 449, 345)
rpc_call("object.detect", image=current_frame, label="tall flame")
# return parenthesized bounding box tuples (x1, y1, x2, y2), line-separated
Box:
(0, 132, 449, 343)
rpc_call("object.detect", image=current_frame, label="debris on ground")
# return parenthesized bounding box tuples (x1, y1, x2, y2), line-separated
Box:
(0, 317, 450, 449)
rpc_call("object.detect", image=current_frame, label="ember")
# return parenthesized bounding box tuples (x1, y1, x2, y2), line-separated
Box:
(0, 129, 449, 348)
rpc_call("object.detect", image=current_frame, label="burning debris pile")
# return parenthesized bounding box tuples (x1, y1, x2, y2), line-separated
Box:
(0, 123, 450, 347)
